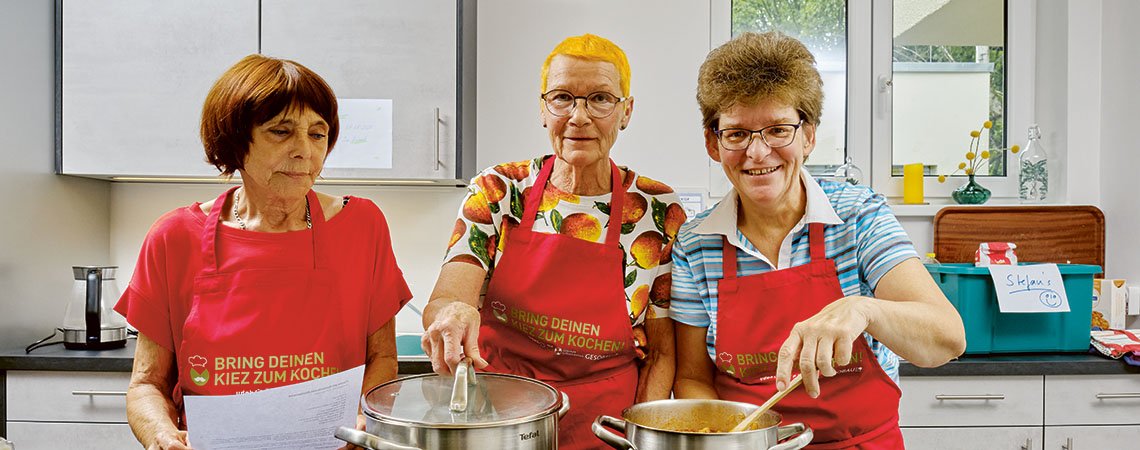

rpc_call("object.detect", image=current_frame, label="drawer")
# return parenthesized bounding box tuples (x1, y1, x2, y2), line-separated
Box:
(900, 375, 1044, 427)
(5, 421, 138, 450)
(901, 426, 1041, 450)
(1044, 425, 1140, 449)
(6, 371, 130, 422)
(1045, 374, 1140, 425)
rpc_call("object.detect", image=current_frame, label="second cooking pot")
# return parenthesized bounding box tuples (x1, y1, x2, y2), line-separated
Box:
(336, 360, 570, 450)
(592, 398, 813, 450)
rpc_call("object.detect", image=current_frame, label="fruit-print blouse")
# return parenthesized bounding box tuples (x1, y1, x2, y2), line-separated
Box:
(443, 156, 686, 326)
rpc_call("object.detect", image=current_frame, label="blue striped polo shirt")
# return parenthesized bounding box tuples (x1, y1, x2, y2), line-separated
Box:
(669, 168, 917, 382)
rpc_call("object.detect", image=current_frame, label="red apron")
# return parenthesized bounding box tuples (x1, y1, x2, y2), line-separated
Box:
(177, 187, 360, 404)
(713, 223, 904, 449)
(480, 156, 637, 450)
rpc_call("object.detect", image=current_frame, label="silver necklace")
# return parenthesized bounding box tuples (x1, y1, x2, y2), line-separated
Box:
(232, 189, 311, 230)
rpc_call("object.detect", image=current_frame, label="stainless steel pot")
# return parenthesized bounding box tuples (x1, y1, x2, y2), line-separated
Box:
(336, 359, 570, 450)
(592, 399, 813, 450)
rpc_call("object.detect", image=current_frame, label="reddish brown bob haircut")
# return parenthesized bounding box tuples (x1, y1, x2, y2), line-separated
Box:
(200, 54, 339, 175)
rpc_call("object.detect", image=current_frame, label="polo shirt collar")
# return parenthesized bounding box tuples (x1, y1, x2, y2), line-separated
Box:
(693, 167, 843, 241)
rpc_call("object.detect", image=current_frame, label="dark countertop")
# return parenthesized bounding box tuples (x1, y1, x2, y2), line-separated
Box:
(900, 352, 1140, 377)
(0, 339, 433, 374)
(4, 341, 1137, 377)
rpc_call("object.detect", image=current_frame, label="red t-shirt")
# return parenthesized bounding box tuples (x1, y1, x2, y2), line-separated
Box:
(115, 196, 412, 358)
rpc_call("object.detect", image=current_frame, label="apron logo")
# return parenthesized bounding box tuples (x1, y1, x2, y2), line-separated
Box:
(717, 351, 736, 376)
(188, 355, 210, 386)
(491, 300, 508, 323)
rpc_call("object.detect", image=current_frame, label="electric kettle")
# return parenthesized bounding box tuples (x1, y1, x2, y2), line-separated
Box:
(63, 266, 128, 350)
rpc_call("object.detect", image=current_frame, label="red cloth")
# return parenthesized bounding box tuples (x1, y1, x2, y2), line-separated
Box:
(713, 224, 902, 448)
(479, 157, 637, 450)
(115, 188, 411, 397)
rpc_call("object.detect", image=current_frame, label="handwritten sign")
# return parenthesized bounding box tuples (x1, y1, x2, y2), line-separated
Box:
(326, 98, 393, 169)
(988, 264, 1070, 313)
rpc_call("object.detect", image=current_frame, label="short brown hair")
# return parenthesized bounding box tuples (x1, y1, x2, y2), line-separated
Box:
(200, 54, 339, 175)
(696, 31, 823, 130)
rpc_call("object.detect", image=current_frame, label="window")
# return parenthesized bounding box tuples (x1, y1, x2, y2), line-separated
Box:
(714, 0, 1034, 199)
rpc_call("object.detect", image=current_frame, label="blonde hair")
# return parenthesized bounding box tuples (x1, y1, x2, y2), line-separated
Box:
(540, 34, 631, 96)
(696, 31, 823, 130)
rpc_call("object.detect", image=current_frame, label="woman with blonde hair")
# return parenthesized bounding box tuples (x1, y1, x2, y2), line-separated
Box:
(421, 34, 684, 449)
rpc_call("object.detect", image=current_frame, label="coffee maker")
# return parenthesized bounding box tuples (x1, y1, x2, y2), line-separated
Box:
(63, 266, 128, 350)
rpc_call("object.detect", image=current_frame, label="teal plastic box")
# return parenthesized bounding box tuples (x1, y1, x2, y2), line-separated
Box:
(925, 263, 1102, 354)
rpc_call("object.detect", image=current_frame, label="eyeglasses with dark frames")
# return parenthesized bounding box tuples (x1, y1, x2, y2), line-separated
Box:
(713, 120, 804, 151)
(540, 89, 627, 119)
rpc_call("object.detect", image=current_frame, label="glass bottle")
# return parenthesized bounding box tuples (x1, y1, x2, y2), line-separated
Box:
(920, 252, 941, 266)
(832, 156, 864, 185)
(1018, 124, 1048, 203)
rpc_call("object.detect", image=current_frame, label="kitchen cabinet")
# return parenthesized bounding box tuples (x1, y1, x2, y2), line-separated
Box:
(900, 373, 1140, 449)
(901, 427, 1041, 450)
(1043, 374, 1140, 449)
(58, 0, 259, 178)
(261, 0, 476, 183)
(4, 370, 136, 449)
(58, 0, 476, 184)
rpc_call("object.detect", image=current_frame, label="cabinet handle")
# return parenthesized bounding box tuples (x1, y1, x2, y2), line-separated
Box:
(1095, 392, 1140, 399)
(1062, 437, 1073, 450)
(71, 390, 128, 396)
(434, 107, 443, 171)
(933, 394, 1005, 400)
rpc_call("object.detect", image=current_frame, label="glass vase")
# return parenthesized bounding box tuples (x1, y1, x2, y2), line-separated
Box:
(952, 174, 991, 205)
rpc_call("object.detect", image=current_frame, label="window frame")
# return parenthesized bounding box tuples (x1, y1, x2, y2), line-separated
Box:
(711, 0, 1036, 200)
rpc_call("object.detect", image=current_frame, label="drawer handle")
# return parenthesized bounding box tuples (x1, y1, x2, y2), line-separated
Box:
(933, 394, 1005, 401)
(1095, 392, 1140, 399)
(71, 390, 128, 396)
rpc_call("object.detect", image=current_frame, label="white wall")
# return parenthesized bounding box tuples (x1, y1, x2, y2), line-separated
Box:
(0, 0, 113, 347)
(1098, 0, 1140, 283)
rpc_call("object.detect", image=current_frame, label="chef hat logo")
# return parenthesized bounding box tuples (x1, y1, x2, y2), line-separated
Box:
(718, 352, 733, 363)
(188, 355, 207, 368)
(491, 300, 506, 312)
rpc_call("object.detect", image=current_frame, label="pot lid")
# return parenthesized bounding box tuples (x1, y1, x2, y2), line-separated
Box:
(362, 371, 561, 427)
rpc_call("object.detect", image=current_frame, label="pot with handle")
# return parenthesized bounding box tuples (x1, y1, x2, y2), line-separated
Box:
(336, 358, 570, 450)
(592, 398, 813, 450)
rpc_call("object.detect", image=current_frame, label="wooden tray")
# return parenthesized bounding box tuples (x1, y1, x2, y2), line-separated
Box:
(932, 206, 1105, 274)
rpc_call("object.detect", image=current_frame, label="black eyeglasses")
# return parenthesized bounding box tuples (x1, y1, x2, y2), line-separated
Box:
(714, 120, 804, 151)
(540, 89, 626, 118)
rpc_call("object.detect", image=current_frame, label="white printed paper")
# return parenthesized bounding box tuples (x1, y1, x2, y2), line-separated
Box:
(677, 192, 706, 218)
(327, 98, 393, 169)
(184, 365, 364, 450)
(988, 264, 1070, 313)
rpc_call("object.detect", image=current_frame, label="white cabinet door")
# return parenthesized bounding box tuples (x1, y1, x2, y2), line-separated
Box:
(6, 422, 138, 450)
(900, 375, 1045, 427)
(1043, 425, 1140, 450)
(1045, 374, 1140, 426)
(261, 0, 470, 182)
(902, 426, 1041, 450)
(60, 0, 259, 177)
(6, 371, 130, 422)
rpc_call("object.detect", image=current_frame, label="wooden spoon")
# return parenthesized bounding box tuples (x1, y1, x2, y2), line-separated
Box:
(729, 373, 804, 432)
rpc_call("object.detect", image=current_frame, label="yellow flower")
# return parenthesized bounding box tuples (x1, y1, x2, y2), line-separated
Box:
(981, 150, 991, 159)
(1011, 145, 1021, 154)
(966, 152, 976, 160)
(970, 130, 980, 138)
(938, 175, 947, 183)
(965, 168, 975, 175)
(983, 121, 993, 129)
(958, 162, 967, 170)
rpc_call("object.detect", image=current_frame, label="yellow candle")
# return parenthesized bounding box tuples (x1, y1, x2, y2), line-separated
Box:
(903, 163, 924, 204)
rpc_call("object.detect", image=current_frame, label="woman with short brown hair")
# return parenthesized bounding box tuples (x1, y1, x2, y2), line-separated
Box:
(117, 54, 410, 449)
